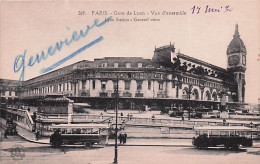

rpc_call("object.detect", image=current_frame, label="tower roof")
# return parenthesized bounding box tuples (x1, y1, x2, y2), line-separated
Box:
(227, 24, 247, 55)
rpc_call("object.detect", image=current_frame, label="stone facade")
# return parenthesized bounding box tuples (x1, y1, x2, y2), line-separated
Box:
(17, 25, 246, 110)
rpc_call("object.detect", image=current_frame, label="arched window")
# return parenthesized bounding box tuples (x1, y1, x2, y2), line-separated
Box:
(182, 87, 189, 99)
(191, 89, 199, 100)
(204, 91, 211, 100)
(212, 92, 218, 101)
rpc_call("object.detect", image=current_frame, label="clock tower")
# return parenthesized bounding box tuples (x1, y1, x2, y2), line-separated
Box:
(227, 24, 247, 103)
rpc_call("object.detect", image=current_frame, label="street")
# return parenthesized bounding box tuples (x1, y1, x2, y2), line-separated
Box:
(0, 135, 259, 164)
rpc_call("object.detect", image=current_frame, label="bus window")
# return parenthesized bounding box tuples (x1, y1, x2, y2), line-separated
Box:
(220, 131, 229, 136)
(240, 131, 245, 136)
(230, 131, 235, 136)
(76, 129, 81, 134)
(211, 130, 219, 136)
(92, 128, 99, 134)
(67, 128, 72, 134)
(85, 128, 92, 134)
(81, 128, 87, 134)
(72, 129, 77, 134)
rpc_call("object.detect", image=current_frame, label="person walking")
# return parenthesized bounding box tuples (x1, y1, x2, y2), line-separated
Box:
(4, 129, 8, 138)
(35, 130, 40, 141)
(123, 132, 127, 144)
(119, 133, 123, 145)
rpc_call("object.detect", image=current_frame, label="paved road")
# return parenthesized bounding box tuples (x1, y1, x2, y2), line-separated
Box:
(1, 135, 260, 164)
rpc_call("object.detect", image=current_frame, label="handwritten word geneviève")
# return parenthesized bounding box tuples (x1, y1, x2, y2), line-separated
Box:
(13, 16, 112, 83)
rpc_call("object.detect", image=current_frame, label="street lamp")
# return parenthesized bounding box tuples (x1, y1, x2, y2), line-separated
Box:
(188, 84, 193, 120)
(113, 75, 119, 164)
(250, 121, 253, 139)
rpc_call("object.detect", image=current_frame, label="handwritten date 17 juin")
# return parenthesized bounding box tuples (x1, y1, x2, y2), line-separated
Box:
(190, 5, 232, 14)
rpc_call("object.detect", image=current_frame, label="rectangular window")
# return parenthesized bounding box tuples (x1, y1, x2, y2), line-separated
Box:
(114, 63, 119, 68)
(172, 81, 175, 88)
(126, 63, 131, 68)
(92, 80, 96, 89)
(137, 81, 142, 90)
(71, 83, 73, 90)
(102, 63, 107, 67)
(159, 83, 163, 90)
(113, 81, 117, 90)
(125, 81, 130, 90)
(101, 81, 106, 90)
(67, 83, 69, 91)
(148, 81, 151, 90)
(138, 63, 142, 68)
(140, 73, 144, 78)
(82, 80, 86, 90)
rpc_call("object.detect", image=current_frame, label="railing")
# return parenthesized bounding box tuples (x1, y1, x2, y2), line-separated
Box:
(24, 110, 35, 131)
(2, 107, 35, 131)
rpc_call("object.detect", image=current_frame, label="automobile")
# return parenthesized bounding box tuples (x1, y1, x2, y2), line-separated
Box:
(242, 109, 250, 114)
(6, 122, 18, 135)
(169, 107, 184, 117)
(228, 109, 236, 114)
(202, 110, 220, 118)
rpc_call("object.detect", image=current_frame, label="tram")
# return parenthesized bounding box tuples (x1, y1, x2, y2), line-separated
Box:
(192, 126, 253, 149)
(50, 123, 109, 148)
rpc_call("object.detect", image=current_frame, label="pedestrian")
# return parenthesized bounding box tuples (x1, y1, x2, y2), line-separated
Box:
(123, 132, 127, 144)
(121, 112, 123, 117)
(35, 130, 40, 140)
(119, 133, 123, 144)
(9, 117, 13, 124)
(4, 129, 8, 138)
(6, 117, 10, 125)
(223, 119, 226, 126)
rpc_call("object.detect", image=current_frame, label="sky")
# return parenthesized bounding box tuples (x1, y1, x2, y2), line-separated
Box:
(0, 0, 260, 103)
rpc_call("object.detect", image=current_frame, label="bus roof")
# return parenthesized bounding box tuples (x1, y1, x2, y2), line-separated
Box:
(51, 123, 109, 129)
(194, 126, 252, 131)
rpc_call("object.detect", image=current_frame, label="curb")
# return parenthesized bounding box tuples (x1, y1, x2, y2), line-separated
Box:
(107, 144, 193, 147)
(18, 133, 49, 145)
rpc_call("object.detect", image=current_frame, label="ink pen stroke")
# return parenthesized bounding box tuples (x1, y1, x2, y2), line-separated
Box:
(13, 16, 112, 83)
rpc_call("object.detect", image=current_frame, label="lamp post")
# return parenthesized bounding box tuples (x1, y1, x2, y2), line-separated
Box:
(188, 84, 193, 120)
(113, 75, 119, 164)
(250, 121, 253, 139)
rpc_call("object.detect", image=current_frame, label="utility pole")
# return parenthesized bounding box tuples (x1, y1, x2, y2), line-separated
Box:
(114, 75, 119, 163)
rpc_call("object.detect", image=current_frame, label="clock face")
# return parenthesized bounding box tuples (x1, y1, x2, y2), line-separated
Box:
(228, 55, 240, 66)
(242, 55, 246, 66)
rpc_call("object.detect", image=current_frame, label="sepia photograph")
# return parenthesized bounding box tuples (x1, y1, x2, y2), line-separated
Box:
(0, 0, 260, 163)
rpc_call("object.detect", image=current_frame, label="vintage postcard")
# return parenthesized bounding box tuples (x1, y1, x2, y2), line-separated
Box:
(0, 0, 260, 164)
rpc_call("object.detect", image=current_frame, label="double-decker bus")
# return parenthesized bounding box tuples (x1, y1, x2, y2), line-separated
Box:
(192, 126, 253, 149)
(50, 123, 109, 148)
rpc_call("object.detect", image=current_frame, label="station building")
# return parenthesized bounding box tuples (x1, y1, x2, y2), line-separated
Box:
(19, 24, 247, 111)
(0, 78, 19, 105)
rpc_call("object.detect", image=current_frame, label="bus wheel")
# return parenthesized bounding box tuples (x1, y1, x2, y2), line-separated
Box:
(224, 144, 230, 149)
(84, 142, 92, 149)
(231, 144, 239, 150)
(51, 143, 55, 148)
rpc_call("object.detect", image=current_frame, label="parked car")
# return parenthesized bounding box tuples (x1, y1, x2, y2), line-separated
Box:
(169, 107, 184, 117)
